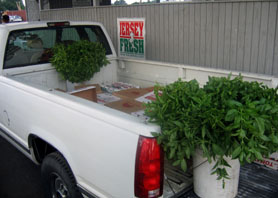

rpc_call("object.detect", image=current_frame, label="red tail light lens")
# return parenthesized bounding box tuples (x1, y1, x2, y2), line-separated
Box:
(135, 136, 164, 198)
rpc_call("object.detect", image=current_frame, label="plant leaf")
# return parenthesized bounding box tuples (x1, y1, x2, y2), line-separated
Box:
(185, 147, 191, 159)
(260, 135, 270, 142)
(151, 132, 159, 137)
(169, 148, 176, 159)
(212, 144, 224, 156)
(238, 129, 246, 139)
(227, 100, 242, 107)
(181, 159, 187, 172)
(232, 147, 241, 159)
(254, 151, 263, 160)
(255, 117, 265, 134)
(192, 97, 201, 104)
(157, 136, 162, 144)
(172, 160, 180, 166)
(225, 109, 238, 122)
(239, 152, 244, 162)
(222, 159, 232, 168)
(272, 135, 278, 144)
(212, 160, 219, 170)
(202, 126, 206, 138)
(174, 121, 183, 128)
(246, 153, 252, 163)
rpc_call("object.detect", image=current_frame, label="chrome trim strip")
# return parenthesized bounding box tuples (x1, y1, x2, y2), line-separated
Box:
(77, 184, 99, 198)
(0, 127, 30, 154)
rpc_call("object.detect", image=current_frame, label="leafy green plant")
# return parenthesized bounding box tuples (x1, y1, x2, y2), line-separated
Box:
(145, 76, 278, 185)
(50, 40, 109, 83)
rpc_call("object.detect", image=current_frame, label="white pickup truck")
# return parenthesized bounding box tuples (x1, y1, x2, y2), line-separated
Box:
(2, 21, 278, 198)
(0, 21, 194, 198)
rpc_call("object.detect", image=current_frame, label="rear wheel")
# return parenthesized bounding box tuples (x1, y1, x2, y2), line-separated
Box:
(41, 152, 83, 198)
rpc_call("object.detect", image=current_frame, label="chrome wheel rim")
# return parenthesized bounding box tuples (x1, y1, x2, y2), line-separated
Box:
(50, 173, 69, 198)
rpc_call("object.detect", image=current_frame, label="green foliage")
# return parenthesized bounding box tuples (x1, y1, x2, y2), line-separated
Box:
(50, 40, 109, 83)
(0, 0, 25, 11)
(145, 76, 278, 185)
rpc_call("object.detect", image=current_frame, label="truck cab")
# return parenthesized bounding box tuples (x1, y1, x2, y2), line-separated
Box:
(0, 21, 170, 198)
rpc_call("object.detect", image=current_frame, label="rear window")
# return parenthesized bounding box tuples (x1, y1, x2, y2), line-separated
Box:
(4, 25, 112, 69)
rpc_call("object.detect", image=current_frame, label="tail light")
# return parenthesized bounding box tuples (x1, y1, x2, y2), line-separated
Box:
(135, 135, 164, 198)
(47, 21, 70, 27)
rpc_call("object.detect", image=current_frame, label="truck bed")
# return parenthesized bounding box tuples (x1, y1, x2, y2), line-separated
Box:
(170, 163, 278, 198)
(10, 74, 278, 198)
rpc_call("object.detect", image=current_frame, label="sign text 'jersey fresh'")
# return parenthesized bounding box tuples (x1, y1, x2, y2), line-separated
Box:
(117, 18, 145, 58)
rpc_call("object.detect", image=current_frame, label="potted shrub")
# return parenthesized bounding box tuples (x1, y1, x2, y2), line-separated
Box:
(50, 40, 109, 91)
(145, 76, 278, 198)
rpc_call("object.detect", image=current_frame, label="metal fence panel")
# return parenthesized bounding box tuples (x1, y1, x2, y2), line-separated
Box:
(40, 1, 278, 77)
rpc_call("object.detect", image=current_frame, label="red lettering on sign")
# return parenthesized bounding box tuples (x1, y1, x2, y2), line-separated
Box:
(126, 22, 130, 36)
(257, 159, 273, 167)
(139, 22, 144, 37)
(134, 22, 139, 37)
(130, 23, 134, 34)
(120, 21, 144, 37)
(120, 22, 123, 35)
(266, 161, 273, 166)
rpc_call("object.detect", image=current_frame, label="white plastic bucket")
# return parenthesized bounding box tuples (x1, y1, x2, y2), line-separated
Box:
(66, 80, 75, 92)
(193, 149, 240, 198)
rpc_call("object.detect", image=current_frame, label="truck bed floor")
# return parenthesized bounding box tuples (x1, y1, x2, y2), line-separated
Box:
(176, 163, 278, 198)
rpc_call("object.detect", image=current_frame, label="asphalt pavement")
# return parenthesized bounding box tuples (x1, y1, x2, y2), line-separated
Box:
(0, 135, 44, 198)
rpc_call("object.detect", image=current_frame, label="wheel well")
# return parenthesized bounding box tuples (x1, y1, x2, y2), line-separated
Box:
(28, 135, 57, 164)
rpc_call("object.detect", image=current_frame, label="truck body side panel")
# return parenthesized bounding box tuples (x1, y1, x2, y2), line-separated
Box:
(0, 75, 143, 197)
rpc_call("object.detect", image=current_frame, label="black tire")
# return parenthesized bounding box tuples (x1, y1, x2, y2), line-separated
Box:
(41, 152, 83, 198)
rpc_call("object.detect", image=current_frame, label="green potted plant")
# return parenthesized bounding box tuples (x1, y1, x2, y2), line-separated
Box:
(145, 76, 278, 198)
(50, 40, 109, 91)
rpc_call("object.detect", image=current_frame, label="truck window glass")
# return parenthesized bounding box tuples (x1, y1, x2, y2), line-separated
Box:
(85, 27, 97, 42)
(61, 27, 80, 42)
(4, 25, 112, 69)
(89, 26, 112, 55)
(35, 30, 56, 49)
